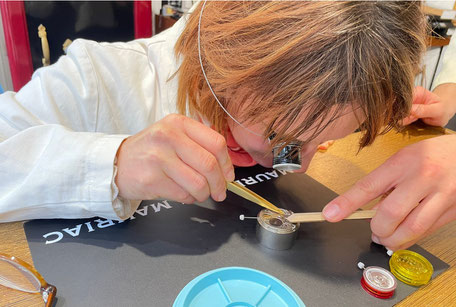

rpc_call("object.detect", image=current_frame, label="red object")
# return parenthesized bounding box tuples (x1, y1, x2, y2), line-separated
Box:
(360, 277, 395, 299)
(1, 1, 152, 92)
(0, 1, 33, 92)
(134, 1, 152, 39)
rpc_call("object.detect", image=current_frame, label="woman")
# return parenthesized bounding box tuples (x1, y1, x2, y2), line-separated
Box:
(0, 1, 426, 251)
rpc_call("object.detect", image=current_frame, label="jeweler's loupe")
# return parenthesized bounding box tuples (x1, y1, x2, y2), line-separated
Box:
(269, 133, 302, 171)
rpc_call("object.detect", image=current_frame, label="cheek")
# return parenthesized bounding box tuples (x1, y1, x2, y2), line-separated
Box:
(327, 118, 360, 140)
(230, 124, 268, 151)
(338, 125, 356, 139)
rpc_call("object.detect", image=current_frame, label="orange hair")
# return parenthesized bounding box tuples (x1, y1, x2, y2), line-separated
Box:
(175, 1, 426, 147)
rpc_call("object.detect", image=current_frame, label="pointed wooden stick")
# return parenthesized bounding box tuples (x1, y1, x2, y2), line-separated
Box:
(286, 209, 376, 223)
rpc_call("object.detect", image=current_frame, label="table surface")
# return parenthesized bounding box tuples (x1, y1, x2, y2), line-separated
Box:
(1, 122, 456, 306)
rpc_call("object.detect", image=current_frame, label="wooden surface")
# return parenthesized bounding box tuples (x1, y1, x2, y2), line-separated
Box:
(1, 122, 456, 306)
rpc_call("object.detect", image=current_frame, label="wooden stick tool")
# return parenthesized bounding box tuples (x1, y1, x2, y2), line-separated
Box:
(286, 209, 376, 223)
(226, 181, 284, 215)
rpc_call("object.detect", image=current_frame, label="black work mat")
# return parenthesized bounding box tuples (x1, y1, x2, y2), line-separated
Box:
(24, 165, 448, 306)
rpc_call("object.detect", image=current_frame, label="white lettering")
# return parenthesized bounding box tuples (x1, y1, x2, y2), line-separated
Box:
(255, 174, 270, 182)
(151, 200, 172, 213)
(62, 224, 82, 237)
(241, 177, 258, 185)
(265, 171, 279, 178)
(85, 222, 95, 232)
(43, 231, 63, 244)
(235, 180, 245, 187)
(135, 206, 149, 217)
(94, 219, 115, 228)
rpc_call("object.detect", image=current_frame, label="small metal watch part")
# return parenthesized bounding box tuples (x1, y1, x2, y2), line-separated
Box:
(256, 208, 299, 250)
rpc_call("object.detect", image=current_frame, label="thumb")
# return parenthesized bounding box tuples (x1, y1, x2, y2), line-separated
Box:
(402, 115, 418, 126)
(410, 103, 441, 120)
(412, 86, 429, 105)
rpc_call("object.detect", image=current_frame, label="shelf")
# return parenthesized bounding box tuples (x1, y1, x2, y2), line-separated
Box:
(428, 35, 451, 47)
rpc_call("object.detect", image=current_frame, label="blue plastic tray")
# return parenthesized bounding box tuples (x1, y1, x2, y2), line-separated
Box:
(174, 267, 305, 307)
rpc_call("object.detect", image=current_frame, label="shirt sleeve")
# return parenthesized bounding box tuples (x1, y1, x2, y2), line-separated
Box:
(432, 35, 456, 90)
(0, 40, 141, 222)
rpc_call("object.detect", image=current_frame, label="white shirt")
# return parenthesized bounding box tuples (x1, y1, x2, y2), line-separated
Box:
(0, 13, 188, 222)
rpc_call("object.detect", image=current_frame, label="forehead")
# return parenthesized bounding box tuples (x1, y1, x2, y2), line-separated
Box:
(228, 88, 363, 141)
(276, 103, 363, 142)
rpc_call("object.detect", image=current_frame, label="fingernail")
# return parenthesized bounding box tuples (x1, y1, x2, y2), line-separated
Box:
(217, 191, 226, 202)
(371, 234, 380, 244)
(225, 168, 235, 182)
(322, 204, 340, 220)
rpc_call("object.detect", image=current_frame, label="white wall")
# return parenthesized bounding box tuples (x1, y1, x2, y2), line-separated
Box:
(434, 44, 449, 83)
(415, 46, 443, 90)
(0, 15, 13, 92)
(425, 0, 455, 10)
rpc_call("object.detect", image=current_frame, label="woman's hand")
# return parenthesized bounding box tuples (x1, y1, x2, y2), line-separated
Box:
(403, 85, 456, 127)
(115, 114, 235, 203)
(322, 135, 456, 250)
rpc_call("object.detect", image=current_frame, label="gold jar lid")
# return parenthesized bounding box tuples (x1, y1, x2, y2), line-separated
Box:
(389, 250, 433, 286)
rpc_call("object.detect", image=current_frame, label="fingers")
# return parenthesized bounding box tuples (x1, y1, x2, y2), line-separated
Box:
(150, 174, 196, 204)
(322, 159, 403, 222)
(369, 180, 430, 238)
(122, 160, 196, 203)
(374, 195, 456, 250)
(401, 114, 418, 126)
(395, 205, 456, 250)
(410, 86, 451, 126)
(182, 117, 235, 182)
(410, 103, 446, 126)
(173, 136, 228, 202)
(411, 86, 429, 104)
(400, 86, 426, 125)
(116, 114, 235, 204)
(162, 151, 216, 202)
(158, 114, 234, 202)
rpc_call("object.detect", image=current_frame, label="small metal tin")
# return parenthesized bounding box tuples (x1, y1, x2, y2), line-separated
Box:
(256, 209, 299, 250)
(361, 266, 397, 299)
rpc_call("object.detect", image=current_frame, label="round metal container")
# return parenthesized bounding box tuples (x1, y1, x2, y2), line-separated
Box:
(256, 209, 299, 250)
